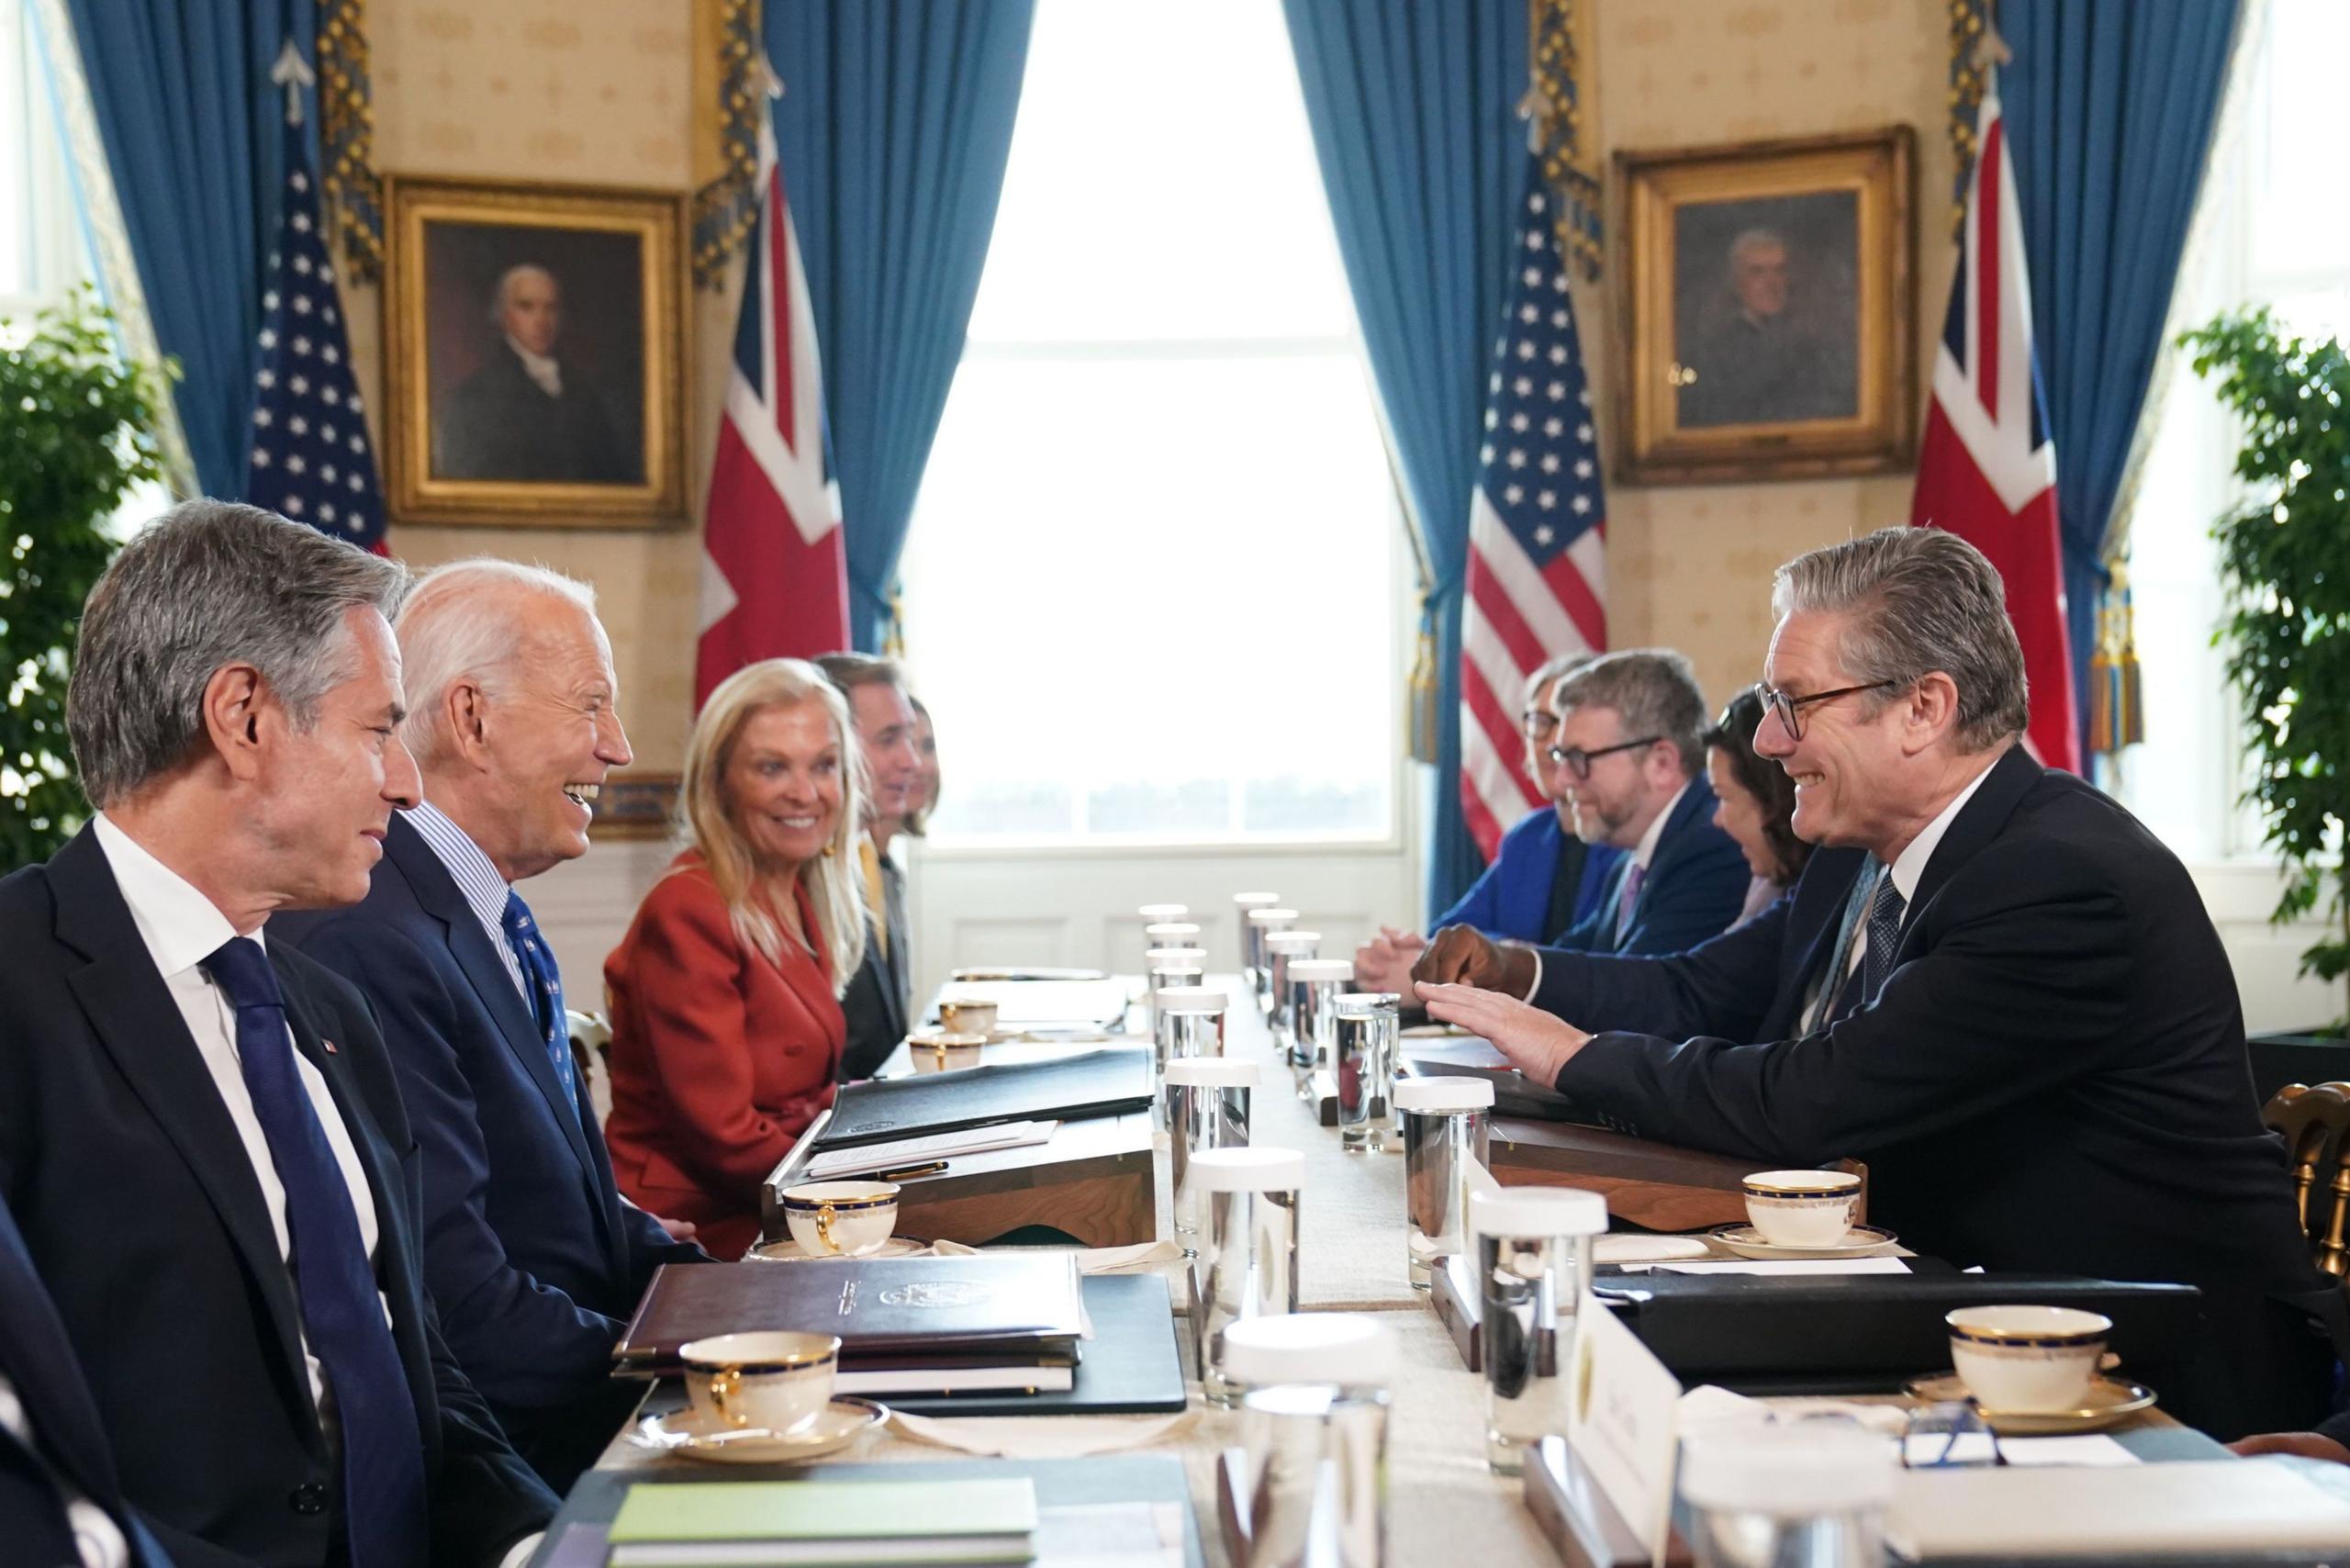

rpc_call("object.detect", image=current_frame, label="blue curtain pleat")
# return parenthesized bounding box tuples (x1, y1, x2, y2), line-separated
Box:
(59, 0, 312, 498)
(766, 0, 1035, 653)
(1998, 0, 2240, 747)
(1281, 0, 1527, 922)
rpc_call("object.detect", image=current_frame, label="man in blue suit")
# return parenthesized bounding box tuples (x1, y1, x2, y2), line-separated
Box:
(1541, 649, 1751, 957)
(278, 560, 704, 1492)
(0, 1193, 173, 1566)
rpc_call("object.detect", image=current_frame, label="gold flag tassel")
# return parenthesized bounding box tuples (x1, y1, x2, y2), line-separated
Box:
(1525, 0, 1602, 281)
(1407, 615, 1439, 767)
(2087, 560, 2144, 756)
(882, 585, 908, 662)
(318, 0, 382, 282)
(690, 0, 765, 289)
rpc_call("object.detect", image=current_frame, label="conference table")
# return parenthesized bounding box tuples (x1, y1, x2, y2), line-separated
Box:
(549, 973, 2219, 1567)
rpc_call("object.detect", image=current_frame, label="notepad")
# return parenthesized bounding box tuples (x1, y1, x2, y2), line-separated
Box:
(607, 1478, 1038, 1566)
(1886, 1461, 2350, 1559)
(801, 1121, 1059, 1180)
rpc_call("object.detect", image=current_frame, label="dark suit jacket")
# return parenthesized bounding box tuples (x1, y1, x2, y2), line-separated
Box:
(840, 852, 911, 1081)
(0, 826, 556, 1568)
(1529, 745, 2339, 1439)
(434, 343, 638, 485)
(0, 1193, 173, 1567)
(1434, 805, 1625, 945)
(274, 815, 704, 1491)
(1553, 773, 1751, 957)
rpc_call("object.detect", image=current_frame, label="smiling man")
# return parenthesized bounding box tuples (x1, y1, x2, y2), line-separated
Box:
(0, 502, 555, 1565)
(816, 653, 923, 1081)
(1413, 525, 2339, 1440)
(275, 559, 705, 1493)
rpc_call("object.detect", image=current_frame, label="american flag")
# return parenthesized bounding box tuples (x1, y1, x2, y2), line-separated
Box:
(695, 110, 846, 708)
(242, 113, 383, 553)
(1910, 91, 2079, 772)
(1458, 163, 1608, 860)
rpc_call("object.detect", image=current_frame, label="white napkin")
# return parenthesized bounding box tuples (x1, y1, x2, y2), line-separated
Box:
(884, 1407, 1198, 1459)
(929, 1239, 1183, 1274)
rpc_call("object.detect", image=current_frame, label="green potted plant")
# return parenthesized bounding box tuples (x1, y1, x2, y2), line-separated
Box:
(0, 286, 168, 871)
(2181, 307, 2350, 1097)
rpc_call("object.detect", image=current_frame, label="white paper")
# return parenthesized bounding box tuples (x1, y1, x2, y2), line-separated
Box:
(1565, 1290, 1684, 1566)
(801, 1120, 1060, 1179)
(1649, 1257, 1911, 1276)
(1900, 1432, 2139, 1468)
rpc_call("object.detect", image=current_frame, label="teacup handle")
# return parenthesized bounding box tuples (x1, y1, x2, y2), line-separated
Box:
(708, 1366, 747, 1428)
(815, 1202, 837, 1253)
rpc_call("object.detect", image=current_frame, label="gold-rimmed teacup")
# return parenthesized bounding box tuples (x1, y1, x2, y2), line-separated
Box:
(1741, 1169, 1862, 1248)
(1945, 1305, 2111, 1413)
(779, 1180, 901, 1257)
(679, 1329, 840, 1434)
(907, 1030, 986, 1074)
(937, 997, 999, 1036)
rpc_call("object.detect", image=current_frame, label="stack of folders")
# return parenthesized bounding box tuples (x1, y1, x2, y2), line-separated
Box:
(614, 1254, 1087, 1399)
(606, 1478, 1037, 1566)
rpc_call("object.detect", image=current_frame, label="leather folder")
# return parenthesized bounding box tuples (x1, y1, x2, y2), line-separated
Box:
(1595, 1266, 2202, 1392)
(817, 1047, 1154, 1148)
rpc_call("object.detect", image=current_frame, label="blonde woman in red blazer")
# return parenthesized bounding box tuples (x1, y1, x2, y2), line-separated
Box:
(605, 660, 870, 1259)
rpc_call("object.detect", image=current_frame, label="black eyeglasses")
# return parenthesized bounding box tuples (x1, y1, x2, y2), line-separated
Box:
(1901, 1400, 2008, 1469)
(1545, 735, 1662, 781)
(1519, 708, 1561, 739)
(1756, 680, 1899, 742)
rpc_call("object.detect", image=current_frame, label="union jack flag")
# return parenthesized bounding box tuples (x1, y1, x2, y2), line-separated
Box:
(695, 109, 846, 707)
(1458, 162, 1607, 860)
(241, 112, 384, 554)
(1910, 91, 2079, 772)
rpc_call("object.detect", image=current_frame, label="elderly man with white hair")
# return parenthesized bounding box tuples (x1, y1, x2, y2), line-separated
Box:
(434, 263, 638, 484)
(277, 558, 704, 1494)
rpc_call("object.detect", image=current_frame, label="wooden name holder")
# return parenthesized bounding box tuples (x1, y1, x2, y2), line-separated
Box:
(1523, 1435, 1692, 1568)
(762, 1108, 1156, 1249)
(1490, 1119, 1866, 1236)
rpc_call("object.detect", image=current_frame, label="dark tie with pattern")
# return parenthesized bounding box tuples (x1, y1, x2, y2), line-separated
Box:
(1860, 871, 1908, 1006)
(1609, 863, 1647, 951)
(201, 937, 426, 1568)
(500, 890, 577, 1117)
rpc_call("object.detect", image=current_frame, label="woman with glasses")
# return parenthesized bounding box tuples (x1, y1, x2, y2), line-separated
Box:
(1703, 687, 1813, 927)
(1354, 655, 1626, 994)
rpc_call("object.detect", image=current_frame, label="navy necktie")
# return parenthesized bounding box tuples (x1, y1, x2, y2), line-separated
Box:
(500, 891, 577, 1117)
(202, 937, 426, 1568)
(1860, 871, 1908, 1006)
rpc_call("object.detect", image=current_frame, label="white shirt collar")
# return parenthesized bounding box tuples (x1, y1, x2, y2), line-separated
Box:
(1629, 778, 1692, 871)
(1887, 758, 2001, 906)
(92, 812, 253, 979)
(505, 334, 563, 398)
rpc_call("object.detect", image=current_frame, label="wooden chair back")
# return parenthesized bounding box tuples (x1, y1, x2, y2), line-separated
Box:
(566, 1008, 615, 1128)
(2261, 1081, 2350, 1279)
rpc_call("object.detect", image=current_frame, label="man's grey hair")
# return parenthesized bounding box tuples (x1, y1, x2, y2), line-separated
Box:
(1552, 649, 1709, 777)
(489, 263, 557, 323)
(1729, 228, 1786, 266)
(396, 558, 599, 762)
(1771, 525, 2029, 752)
(1524, 651, 1595, 704)
(813, 651, 908, 699)
(67, 498, 409, 808)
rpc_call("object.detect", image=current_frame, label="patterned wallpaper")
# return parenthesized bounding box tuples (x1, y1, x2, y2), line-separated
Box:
(1582, 0, 1955, 710)
(348, 0, 1952, 767)
(353, 0, 729, 773)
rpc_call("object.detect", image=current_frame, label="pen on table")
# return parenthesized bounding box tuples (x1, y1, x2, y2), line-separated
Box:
(871, 1160, 949, 1182)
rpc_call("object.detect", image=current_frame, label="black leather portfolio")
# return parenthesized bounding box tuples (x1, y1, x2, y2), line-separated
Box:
(1595, 1266, 2203, 1393)
(887, 1272, 1185, 1417)
(815, 1047, 1154, 1148)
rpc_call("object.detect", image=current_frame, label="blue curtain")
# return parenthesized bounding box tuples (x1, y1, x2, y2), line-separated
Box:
(1998, 0, 2241, 744)
(766, 0, 1036, 653)
(57, 0, 311, 498)
(1281, 0, 1528, 922)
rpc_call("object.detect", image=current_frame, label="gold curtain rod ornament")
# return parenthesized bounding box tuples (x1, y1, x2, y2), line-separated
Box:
(1527, 0, 1601, 282)
(318, 0, 382, 283)
(690, 0, 767, 290)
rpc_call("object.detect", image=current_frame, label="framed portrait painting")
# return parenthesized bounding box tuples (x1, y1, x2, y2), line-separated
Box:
(384, 175, 688, 527)
(1614, 127, 1914, 486)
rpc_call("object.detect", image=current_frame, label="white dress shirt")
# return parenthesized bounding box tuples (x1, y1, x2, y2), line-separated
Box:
(505, 333, 563, 398)
(403, 802, 527, 999)
(90, 813, 384, 1416)
(1842, 757, 2001, 984)
(0, 1374, 129, 1568)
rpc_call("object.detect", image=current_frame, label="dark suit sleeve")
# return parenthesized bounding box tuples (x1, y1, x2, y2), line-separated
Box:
(2318, 1406, 2350, 1449)
(1553, 835, 2132, 1165)
(617, 1193, 710, 1290)
(1532, 897, 1787, 1042)
(1620, 831, 1753, 956)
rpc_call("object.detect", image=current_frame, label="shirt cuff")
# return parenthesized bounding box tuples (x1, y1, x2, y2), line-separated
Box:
(1521, 950, 1543, 1003)
(499, 1532, 545, 1568)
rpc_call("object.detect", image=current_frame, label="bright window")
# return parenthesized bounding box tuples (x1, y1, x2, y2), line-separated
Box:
(2120, 0, 2338, 860)
(0, 0, 79, 321)
(898, 0, 1400, 846)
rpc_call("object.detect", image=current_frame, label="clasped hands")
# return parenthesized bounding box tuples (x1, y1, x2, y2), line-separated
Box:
(1405, 925, 1595, 1087)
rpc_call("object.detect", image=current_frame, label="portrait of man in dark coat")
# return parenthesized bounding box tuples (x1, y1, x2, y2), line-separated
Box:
(433, 263, 644, 486)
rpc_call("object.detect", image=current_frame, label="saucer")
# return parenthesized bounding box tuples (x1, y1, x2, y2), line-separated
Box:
(1709, 1222, 1899, 1260)
(1900, 1372, 2156, 1434)
(630, 1398, 888, 1463)
(745, 1236, 929, 1263)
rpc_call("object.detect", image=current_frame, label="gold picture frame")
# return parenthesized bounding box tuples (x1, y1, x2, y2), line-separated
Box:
(384, 175, 689, 528)
(1615, 127, 1914, 486)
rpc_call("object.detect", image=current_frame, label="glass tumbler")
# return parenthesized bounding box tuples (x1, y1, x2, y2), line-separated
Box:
(1393, 1075, 1493, 1291)
(1331, 992, 1400, 1151)
(1163, 1056, 1256, 1254)
(1191, 1147, 1304, 1408)
(1468, 1185, 1606, 1475)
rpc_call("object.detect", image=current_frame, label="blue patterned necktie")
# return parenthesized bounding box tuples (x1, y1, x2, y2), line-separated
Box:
(499, 890, 577, 1117)
(1860, 870, 1908, 1005)
(200, 937, 426, 1568)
